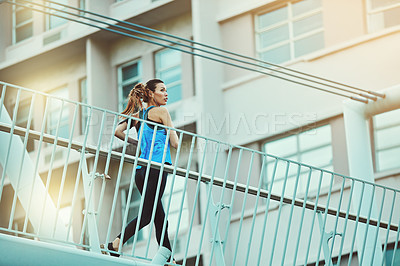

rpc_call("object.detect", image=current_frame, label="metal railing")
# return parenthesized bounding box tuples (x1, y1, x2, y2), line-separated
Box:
(0, 80, 399, 265)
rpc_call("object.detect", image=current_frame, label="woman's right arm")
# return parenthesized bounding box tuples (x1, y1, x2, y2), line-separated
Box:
(114, 115, 139, 145)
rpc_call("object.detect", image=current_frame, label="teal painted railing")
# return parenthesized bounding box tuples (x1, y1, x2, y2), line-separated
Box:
(0, 81, 399, 265)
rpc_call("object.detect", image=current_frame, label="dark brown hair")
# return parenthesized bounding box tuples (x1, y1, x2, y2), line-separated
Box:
(121, 79, 164, 116)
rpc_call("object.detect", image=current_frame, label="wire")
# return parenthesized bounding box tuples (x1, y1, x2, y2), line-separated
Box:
(41, 0, 385, 100)
(7, 0, 370, 103)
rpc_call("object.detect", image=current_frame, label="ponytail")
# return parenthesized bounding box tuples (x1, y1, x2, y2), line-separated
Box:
(120, 79, 164, 116)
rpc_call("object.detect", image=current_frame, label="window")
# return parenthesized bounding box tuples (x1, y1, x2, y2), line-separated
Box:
(121, 186, 145, 242)
(46, 0, 68, 30)
(155, 49, 182, 104)
(47, 87, 69, 139)
(367, 0, 400, 32)
(79, 78, 89, 134)
(255, 0, 324, 64)
(12, 0, 33, 43)
(118, 60, 141, 112)
(373, 108, 400, 172)
(263, 124, 333, 195)
(16, 98, 35, 152)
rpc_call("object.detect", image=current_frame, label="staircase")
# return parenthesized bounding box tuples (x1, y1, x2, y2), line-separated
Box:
(1, 81, 399, 265)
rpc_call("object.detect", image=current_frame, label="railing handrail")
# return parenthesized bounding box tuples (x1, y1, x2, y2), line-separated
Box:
(1, 122, 398, 232)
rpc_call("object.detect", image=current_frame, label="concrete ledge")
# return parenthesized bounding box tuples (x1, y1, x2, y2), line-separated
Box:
(0, 233, 151, 266)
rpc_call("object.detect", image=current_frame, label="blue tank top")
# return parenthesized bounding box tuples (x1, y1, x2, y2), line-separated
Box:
(137, 106, 172, 169)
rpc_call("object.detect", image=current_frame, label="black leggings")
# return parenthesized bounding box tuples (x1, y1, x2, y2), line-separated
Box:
(117, 167, 171, 251)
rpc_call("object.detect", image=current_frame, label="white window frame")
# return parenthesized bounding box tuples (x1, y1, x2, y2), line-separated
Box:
(155, 48, 183, 105)
(372, 108, 400, 172)
(263, 124, 333, 196)
(45, 0, 69, 31)
(12, 1, 34, 44)
(79, 78, 89, 135)
(255, 0, 324, 64)
(366, 0, 400, 33)
(117, 60, 142, 112)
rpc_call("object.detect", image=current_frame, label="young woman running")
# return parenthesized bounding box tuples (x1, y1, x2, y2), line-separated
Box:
(105, 79, 178, 261)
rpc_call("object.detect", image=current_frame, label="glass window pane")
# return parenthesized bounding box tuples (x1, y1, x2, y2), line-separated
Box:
(265, 135, 297, 158)
(259, 25, 290, 48)
(260, 43, 291, 64)
(166, 84, 182, 104)
(384, 6, 400, 28)
(159, 66, 181, 85)
(258, 6, 288, 28)
(293, 12, 323, 37)
(294, 31, 324, 57)
(122, 64, 139, 81)
(299, 124, 331, 150)
(376, 147, 400, 171)
(370, 0, 400, 9)
(292, 0, 322, 16)
(156, 49, 181, 69)
(16, 9, 32, 24)
(301, 146, 333, 168)
(374, 109, 400, 128)
(375, 126, 400, 150)
(122, 82, 137, 99)
(16, 23, 33, 42)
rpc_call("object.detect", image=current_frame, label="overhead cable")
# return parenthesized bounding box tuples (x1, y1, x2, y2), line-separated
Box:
(7, 0, 379, 103)
(40, 0, 385, 100)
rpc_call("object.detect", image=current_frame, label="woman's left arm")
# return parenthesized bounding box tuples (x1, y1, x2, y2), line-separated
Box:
(159, 107, 179, 149)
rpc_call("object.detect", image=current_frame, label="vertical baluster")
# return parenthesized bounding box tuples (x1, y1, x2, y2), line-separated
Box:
(38, 99, 66, 235)
(8, 93, 35, 231)
(359, 183, 377, 264)
(131, 123, 158, 257)
(327, 178, 346, 263)
(110, 116, 144, 254)
(244, 154, 266, 265)
(336, 179, 355, 265)
(268, 160, 290, 266)
(145, 129, 172, 257)
(222, 148, 243, 253)
(281, 164, 302, 265)
(169, 135, 196, 262)
(65, 106, 93, 241)
(347, 182, 366, 266)
(380, 191, 396, 266)
(257, 158, 278, 265)
(183, 137, 208, 266)
(96, 114, 119, 226)
(370, 187, 386, 264)
(51, 102, 78, 238)
(388, 197, 400, 266)
(0, 88, 21, 203)
(232, 151, 255, 266)
(105, 117, 135, 253)
(157, 131, 184, 261)
(303, 171, 324, 265)
(195, 141, 221, 266)
(315, 173, 334, 266)
(79, 111, 107, 245)
(208, 145, 233, 265)
(292, 167, 313, 264)
(23, 96, 50, 235)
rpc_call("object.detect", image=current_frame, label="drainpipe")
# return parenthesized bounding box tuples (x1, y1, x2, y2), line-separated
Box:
(343, 85, 400, 265)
